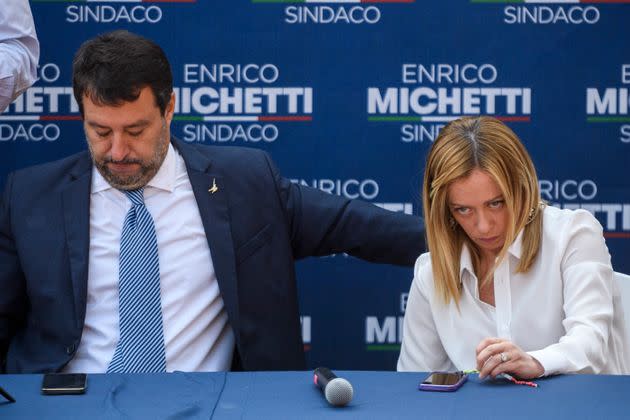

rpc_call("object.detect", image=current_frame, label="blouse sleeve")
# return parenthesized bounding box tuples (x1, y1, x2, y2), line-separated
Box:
(528, 210, 614, 375)
(397, 254, 455, 372)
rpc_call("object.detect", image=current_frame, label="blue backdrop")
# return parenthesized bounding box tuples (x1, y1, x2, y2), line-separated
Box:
(1, 0, 629, 370)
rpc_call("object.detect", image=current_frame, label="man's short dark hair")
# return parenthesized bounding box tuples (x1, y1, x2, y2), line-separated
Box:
(72, 30, 173, 116)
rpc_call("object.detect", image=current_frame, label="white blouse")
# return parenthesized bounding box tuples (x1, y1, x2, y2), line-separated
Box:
(397, 206, 630, 375)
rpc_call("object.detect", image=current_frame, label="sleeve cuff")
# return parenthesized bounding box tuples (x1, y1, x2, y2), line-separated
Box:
(527, 348, 568, 377)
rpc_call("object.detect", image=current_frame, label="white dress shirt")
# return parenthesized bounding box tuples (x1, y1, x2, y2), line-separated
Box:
(64, 144, 235, 373)
(0, 0, 39, 112)
(398, 206, 630, 375)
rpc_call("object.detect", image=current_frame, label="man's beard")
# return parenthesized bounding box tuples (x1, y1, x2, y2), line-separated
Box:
(88, 122, 169, 191)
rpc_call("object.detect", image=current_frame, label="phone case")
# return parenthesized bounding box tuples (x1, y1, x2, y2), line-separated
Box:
(418, 372, 467, 392)
(41, 374, 87, 395)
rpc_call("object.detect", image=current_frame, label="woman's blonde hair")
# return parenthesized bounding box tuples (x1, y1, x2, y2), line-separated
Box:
(423, 116, 543, 306)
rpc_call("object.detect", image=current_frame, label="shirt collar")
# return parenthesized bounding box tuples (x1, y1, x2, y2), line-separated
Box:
(458, 229, 525, 279)
(507, 230, 524, 260)
(460, 244, 474, 280)
(91, 143, 176, 194)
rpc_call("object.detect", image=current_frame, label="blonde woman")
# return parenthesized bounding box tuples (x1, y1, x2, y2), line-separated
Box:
(398, 116, 629, 379)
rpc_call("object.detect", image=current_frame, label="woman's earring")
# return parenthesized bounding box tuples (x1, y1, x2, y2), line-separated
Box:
(525, 206, 536, 225)
(449, 216, 457, 230)
(526, 201, 546, 225)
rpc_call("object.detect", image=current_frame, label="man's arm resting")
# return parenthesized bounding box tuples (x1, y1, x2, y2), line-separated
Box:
(264, 153, 426, 266)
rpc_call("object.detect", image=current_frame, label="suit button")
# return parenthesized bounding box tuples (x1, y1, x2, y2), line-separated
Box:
(66, 343, 77, 354)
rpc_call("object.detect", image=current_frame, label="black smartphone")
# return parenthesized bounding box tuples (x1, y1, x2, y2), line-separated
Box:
(418, 371, 468, 392)
(41, 373, 87, 395)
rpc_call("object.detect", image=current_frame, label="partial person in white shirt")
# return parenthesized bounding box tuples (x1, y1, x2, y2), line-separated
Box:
(397, 116, 629, 379)
(0, 0, 39, 112)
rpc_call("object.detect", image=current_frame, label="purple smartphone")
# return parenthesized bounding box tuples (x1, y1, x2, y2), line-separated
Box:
(418, 371, 468, 392)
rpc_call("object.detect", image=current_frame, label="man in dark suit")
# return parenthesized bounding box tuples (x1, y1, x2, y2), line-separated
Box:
(0, 30, 425, 374)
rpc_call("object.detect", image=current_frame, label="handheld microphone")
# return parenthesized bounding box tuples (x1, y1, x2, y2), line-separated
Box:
(313, 367, 353, 407)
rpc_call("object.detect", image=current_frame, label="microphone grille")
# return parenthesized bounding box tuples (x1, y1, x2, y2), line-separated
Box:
(325, 377, 354, 407)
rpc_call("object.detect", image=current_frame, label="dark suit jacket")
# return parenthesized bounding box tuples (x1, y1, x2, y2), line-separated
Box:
(0, 138, 425, 373)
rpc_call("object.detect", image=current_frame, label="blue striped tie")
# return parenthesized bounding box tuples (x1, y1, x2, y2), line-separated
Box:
(107, 188, 166, 373)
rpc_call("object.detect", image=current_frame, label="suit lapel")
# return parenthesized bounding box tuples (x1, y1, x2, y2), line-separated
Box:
(58, 143, 241, 336)
(61, 154, 92, 331)
(174, 139, 241, 333)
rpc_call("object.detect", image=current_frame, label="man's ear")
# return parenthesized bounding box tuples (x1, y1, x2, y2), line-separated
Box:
(164, 91, 175, 124)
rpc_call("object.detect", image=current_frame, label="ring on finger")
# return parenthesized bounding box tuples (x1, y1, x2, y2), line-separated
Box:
(500, 352, 509, 363)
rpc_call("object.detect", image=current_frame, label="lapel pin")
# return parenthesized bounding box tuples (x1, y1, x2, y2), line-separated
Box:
(208, 178, 219, 194)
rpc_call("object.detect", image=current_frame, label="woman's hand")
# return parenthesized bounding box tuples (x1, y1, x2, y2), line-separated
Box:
(476, 337, 544, 380)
